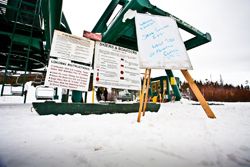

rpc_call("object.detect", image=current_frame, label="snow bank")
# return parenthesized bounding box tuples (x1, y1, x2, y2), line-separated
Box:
(0, 102, 250, 167)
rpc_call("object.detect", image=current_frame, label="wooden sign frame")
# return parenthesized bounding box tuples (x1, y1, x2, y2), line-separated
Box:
(137, 68, 151, 122)
(137, 69, 216, 123)
(135, 14, 216, 122)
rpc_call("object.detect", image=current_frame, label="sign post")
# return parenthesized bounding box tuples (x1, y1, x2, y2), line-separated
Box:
(181, 70, 216, 118)
(143, 69, 151, 116)
(137, 68, 151, 122)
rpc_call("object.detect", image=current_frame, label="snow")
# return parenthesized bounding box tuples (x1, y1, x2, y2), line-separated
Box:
(0, 98, 250, 167)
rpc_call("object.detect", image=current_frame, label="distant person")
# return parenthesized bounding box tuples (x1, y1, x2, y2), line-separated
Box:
(96, 87, 102, 101)
(104, 88, 108, 102)
(23, 81, 32, 103)
(170, 91, 176, 102)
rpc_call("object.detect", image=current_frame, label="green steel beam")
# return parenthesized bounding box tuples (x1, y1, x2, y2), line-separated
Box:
(165, 70, 181, 101)
(61, 12, 71, 34)
(184, 33, 212, 50)
(42, 0, 63, 52)
(92, 0, 121, 33)
(99, 0, 151, 43)
(0, 31, 42, 50)
(41, 0, 75, 102)
(92, 0, 211, 50)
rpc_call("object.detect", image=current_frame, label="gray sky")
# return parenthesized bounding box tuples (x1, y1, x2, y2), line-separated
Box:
(63, 0, 250, 85)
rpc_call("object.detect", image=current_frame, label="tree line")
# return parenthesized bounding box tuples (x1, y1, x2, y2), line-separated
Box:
(180, 80, 250, 102)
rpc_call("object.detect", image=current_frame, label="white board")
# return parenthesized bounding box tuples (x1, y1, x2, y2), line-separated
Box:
(93, 42, 141, 90)
(135, 13, 193, 69)
(44, 58, 91, 91)
(50, 30, 95, 65)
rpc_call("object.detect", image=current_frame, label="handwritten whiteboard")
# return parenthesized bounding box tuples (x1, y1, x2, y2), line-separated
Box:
(93, 42, 141, 90)
(135, 13, 193, 69)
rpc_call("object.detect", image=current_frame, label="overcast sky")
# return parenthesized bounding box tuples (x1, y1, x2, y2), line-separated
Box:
(63, 0, 250, 85)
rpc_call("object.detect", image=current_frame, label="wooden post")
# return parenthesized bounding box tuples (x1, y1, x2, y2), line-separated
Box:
(137, 68, 151, 122)
(143, 69, 151, 116)
(137, 70, 147, 122)
(181, 70, 216, 119)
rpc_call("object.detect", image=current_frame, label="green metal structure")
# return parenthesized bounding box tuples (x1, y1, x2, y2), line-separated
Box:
(92, 0, 211, 100)
(0, 0, 211, 115)
(1, 0, 211, 99)
(150, 75, 181, 102)
(33, 101, 160, 115)
(0, 0, 70, 96)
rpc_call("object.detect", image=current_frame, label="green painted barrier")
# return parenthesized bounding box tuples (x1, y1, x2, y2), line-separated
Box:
(32, 101, 161, 115)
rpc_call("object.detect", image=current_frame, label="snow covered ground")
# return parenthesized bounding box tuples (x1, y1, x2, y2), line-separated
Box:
(0, 98, 250, 167)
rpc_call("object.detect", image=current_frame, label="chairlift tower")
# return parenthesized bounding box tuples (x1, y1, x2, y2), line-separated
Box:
(1, 0, 212, 115)
(92, 0, 211, 100)
(0, 0, 71, 96)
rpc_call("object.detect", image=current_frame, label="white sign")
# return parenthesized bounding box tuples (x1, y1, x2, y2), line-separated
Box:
(44, 58, 91, 91)
(93, 42, 141, 90)
(135, 13, 193, 69)
(50, 30, 95, 65)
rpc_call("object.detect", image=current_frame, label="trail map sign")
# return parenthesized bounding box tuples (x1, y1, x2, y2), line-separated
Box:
(44, 58, 91, 91)
(50, 30, 94, 64)
(93, 42, 141, 90)
(135, 13, 193, 69)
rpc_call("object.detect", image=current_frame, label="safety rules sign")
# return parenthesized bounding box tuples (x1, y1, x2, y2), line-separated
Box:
(93, 42, 141, 90)
(44, 30, 93, 91)
(45, 58, 91, 91)
(50, 30, 94, 65)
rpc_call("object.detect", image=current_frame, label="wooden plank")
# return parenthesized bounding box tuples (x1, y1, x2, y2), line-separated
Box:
(143, 69, 151, 116)
(137, 69, 148, 122)
(181, 70, 216, 119)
